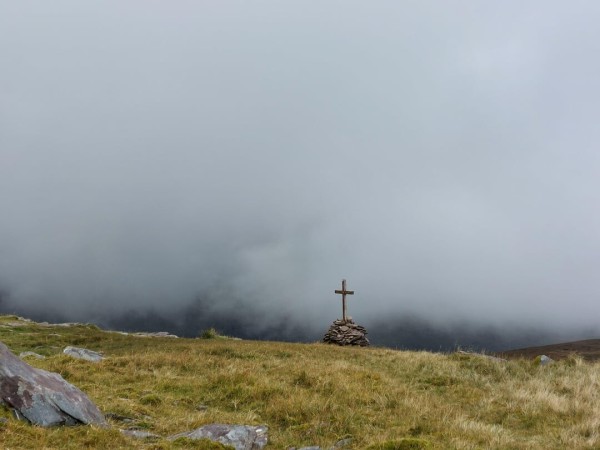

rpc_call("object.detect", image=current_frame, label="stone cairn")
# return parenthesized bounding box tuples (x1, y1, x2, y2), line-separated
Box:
(323, 318, 370, 347)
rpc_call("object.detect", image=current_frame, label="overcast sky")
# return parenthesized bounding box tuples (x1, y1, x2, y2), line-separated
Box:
(1, 1, 600, 336)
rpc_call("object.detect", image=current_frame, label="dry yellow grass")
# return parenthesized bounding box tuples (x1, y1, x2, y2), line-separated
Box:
(0, 314, 597, 449)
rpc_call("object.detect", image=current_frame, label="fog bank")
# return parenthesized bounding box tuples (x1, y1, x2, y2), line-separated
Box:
(2, 1, 600, 348)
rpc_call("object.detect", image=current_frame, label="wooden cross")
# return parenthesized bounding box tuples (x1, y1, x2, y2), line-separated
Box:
(335, 279, 355, 323)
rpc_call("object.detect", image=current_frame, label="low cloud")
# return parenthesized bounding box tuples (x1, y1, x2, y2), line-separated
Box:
(1, 1, 600, 349)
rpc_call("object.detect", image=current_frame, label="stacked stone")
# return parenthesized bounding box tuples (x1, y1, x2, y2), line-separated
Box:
(323, 318, 370, 346)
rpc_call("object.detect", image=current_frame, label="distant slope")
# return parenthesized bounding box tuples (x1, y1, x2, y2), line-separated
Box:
(498, 339, 600, 361)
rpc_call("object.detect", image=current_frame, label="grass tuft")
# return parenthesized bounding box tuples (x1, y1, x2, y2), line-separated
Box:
(140, 394, 163, 406)
(365, 438, 431, 449)
(171, 437, 233, 449)
(199, 328, 220, 339)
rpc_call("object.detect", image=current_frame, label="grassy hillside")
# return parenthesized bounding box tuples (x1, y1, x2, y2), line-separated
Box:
(0, 314, 598, 449)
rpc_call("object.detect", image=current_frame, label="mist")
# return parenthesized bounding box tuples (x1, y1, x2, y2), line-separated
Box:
(2, 1, 600, 350)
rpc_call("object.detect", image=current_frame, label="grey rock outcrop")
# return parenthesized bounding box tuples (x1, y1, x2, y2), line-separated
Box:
(38, 322, 82, 327)
(168, 424, 268, 450)
(0, 341, 107, 427)
(133, 331, 178, 338)
(63, 346, 104, 362)
(323, 319, 369, 346)
(20, 352, 46, 360)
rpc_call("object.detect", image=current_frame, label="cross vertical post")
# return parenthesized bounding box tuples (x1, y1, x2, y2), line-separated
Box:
(335, 279, 355, 322)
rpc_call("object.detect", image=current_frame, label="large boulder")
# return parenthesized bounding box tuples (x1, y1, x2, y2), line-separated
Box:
(169, 424, 268, 449)
(0, 341, 107, 427)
